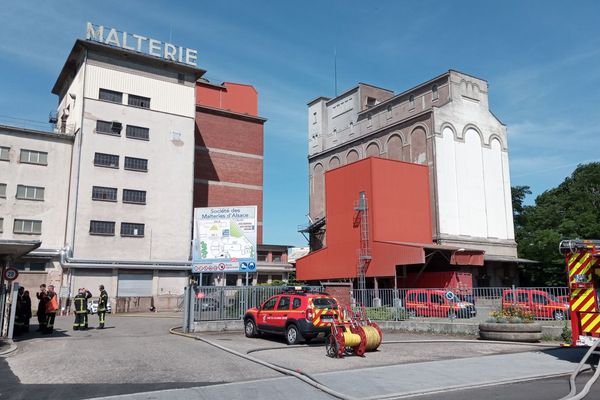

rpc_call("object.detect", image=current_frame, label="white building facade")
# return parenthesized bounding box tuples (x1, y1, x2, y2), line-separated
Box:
(306, 71, 519, 286)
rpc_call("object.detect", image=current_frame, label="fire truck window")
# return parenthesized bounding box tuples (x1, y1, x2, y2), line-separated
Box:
(532, 294, 548, 305)
(277, 296, 291, 310)
(505, 293, 514, 302)
(517, 293, 529, 302)
(431, 294, 445, 304)
(407, 293, 416, 302)
(417, 293, 428, 303)
(292, 297, 302, 309)
(262, 297, 277, 311)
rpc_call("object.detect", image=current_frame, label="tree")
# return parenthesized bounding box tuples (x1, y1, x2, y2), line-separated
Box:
(515, 162, 600, 286)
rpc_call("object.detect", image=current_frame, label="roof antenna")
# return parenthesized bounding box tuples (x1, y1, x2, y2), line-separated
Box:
(334, 46, 338, 97)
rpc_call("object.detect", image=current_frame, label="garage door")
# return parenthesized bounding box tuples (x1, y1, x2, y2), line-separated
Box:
(117, 272, 153, 296)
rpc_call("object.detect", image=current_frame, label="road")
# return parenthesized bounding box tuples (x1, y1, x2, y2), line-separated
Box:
(0, 314, 597, 400)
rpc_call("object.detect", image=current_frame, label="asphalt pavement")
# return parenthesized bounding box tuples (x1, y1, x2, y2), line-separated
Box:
(0, 314, 598, 400)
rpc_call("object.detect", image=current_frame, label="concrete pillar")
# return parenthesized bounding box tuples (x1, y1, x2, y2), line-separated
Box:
(111, 268, 118, 309)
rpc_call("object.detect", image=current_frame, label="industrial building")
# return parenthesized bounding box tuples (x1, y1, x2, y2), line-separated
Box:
(301, 71, 529, 287)
(0, 25, 289, 312)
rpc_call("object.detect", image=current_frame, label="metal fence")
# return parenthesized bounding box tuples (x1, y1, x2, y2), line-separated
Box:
(186, 286, 571, 325)
(190, 285, 324, 322)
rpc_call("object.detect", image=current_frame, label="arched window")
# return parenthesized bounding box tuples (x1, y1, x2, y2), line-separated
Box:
(432, 84, 439, 100)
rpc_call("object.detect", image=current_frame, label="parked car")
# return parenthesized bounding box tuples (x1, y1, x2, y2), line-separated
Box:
(404, 289, 476, 318)
(87, 299, 112, 314)
(196, 297, 219, 312)
(244, 286, 341, 345)
(502, 289, 569, 320)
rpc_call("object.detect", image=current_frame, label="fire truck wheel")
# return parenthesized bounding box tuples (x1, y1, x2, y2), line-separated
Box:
(286, 324, 300, 345)
(554, 310, 566, 321)
(244, 318, 258, 338)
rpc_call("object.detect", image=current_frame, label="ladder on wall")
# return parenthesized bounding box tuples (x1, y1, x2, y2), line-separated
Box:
(354, 192, 372, 294)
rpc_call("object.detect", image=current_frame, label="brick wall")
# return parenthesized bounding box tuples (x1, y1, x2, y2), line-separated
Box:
(195, 111, 263, 155)
(195, 150, 263, 186)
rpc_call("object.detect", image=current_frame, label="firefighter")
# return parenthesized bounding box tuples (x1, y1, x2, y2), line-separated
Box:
(36, 284, 48, 332)
(44, 285, 59, 334)
(73, 288, 92, 331)
(98, 284, 108, 329)
(14, 287, 26, 336)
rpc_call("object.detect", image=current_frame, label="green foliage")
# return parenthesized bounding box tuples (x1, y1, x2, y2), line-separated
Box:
(514, 163, 600, 286)
(200, 241, 208, 258)
(490, 305, 534, 323)
(362, 307, 410, 321)
(561, 320, 572, 343)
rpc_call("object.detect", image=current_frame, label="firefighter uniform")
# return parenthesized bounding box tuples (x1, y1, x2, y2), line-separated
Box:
(98, 285, 108, 329)
(73, 289, 92, 330)
(36, 288, 48, 331)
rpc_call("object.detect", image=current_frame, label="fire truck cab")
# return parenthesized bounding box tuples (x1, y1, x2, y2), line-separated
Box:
(560, 239, 600, 346)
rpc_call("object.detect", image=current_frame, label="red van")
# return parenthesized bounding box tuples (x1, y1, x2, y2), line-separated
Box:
(405, 289, 476, 318)
(502, 289, 569, 320)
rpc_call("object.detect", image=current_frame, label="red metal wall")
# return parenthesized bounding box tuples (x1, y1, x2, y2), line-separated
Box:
(196, 82, 258, 116)
(296, 157, 432, 281)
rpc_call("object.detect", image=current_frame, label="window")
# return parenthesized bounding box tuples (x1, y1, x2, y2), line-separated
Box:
(128, 94, 151, 108)
(94, 153, 119, 168)
(124, 156, 148, 172)
(0, 183, 5, 198)
(225, 274, 238, 286)
(257, 274, 269, 284)
(277, 296, 290, 310)
(272, 253, 282, 262)
(271, 274, 283, 282)
(257, 251, 268, 261)
(20, 149, 48, 165)
(432, 84, 439, 100)
(16, 185, 44, 201)
(14, 219, 42, 235)
(407, 293, 416, 302)
(99, 89, 123, 103)
(292, 297, 302, 309)
(29, 262, 46, 271)
(0, 218, 3, 233)
(431, 294, 445, 304)
(532, 294, 548, 305)
(262, 297, 277, 310)
(123, 189, 146, 204)
(366, 97, 376, 107)
(0, 146, 9, 161)
(96, 120, 122, 136)
(312, 112, 317, 124)
(89, 220, 115, 236)
(517, 292, 529, 302)
(177, 73, 185, 84)
(92, 186, 117, 202)
(409, 95, 415, 109)
(121, 222, 145, 237)
(387, 104, 392, 118)
(126, 125, 150, 140)
(417, 293, 428, 302)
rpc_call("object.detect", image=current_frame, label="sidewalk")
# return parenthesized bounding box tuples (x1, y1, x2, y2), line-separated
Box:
(0, 338, 17, 357)
(91, 347, 587, 400)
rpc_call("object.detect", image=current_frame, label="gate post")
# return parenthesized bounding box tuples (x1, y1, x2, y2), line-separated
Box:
(7, 282, 19, 339)
(183, 286, 190, 333)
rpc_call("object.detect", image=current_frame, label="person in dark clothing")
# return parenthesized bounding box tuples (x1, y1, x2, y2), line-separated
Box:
(22, 290, 32, 333)
(14, 287, 26, 336)
(98, 284, 108, 329)
(73, 288, 92, 331)
(44, 285, 59, 334)
(36, 284, 48, 332)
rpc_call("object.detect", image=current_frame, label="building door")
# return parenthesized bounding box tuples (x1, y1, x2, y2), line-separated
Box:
(117, 272, 153, 297)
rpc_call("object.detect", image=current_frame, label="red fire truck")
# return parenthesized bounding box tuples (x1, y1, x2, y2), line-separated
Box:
(560, 239, 600, 346)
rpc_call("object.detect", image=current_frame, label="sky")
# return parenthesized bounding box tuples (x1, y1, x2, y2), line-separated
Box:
(1, 1, 599, 246)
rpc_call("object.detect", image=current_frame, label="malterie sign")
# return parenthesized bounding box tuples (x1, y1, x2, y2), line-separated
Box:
(86, 22, 198, 66)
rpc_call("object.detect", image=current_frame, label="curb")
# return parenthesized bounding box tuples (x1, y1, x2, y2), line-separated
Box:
(0, 341, 18, 357)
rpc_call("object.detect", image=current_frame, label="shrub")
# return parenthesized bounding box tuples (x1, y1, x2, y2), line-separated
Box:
(490, 305, 534, 323)
(362, 306, 410, 321)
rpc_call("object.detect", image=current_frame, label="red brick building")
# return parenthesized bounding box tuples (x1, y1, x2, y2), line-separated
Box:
(195, 80, 266, 243)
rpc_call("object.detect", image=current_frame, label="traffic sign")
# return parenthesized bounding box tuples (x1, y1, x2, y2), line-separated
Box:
(445, 291, 455, 301)
(248, 262, 256, 271)
(3, 267, 18, 281)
